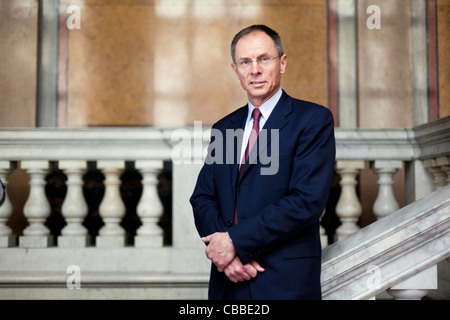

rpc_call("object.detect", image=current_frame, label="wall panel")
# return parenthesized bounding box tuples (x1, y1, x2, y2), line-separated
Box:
(0, 0, 38, 128)
(63, 0, 328, 126)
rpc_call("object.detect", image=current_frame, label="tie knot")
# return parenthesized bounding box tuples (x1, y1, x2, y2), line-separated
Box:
(252, 108, 261, 122)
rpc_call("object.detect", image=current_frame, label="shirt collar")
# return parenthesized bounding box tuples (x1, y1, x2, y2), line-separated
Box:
(247, 88, 283, 123)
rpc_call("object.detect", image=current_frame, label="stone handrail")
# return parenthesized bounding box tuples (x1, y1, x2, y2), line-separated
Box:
(1, 115, 448, 162)
(321, 184, 450, 300)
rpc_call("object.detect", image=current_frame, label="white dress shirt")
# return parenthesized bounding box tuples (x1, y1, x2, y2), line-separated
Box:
(239, 88, 283, 166)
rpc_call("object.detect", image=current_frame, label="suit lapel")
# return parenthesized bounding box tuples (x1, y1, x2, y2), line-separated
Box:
(227, 106, 247, 193)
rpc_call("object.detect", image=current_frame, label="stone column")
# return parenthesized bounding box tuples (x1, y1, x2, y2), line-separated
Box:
(335, 160, 364, 241)
(436, 156, 450, 185)
(96, 160, 126, 247)
(58, 160, 89, 247)
(0, 161, 15, 247)
(404, 160, 434, 204)
(424, 158, 448, 190)
(337, 0, 358, 128)
(372, 160, 402, 220)
(134, 160, 164, 247)
(20, 161, 52, 248)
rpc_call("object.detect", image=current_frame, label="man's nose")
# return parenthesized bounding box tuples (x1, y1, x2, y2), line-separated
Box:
(250, 61, 262, 75)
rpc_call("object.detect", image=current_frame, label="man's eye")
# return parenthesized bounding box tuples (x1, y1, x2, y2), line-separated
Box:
(240, 60, 250, 66)
(260, 57, 269, 62)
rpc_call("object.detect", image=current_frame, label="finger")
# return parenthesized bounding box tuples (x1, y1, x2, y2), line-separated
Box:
(238, 271, 252, 281)
(201, 235, 211, 243)
(204, 246, 212, 259)
(233, 265, 252, 281)
(225, 269, 238, 283)
(225, 259, 250, 282)
(250, 260, 265, 272)
(242, 264, 258, 278)
(225, 266, 239, 282)
(228, 271, 248, 283)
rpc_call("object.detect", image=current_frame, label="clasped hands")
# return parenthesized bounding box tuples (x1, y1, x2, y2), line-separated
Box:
(202, 232, 264, 283)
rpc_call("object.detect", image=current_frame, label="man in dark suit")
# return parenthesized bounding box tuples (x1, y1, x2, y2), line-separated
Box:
(190, 25, 335, 300)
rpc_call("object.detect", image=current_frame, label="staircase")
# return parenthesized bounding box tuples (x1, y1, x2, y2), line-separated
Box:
(321, 184, 450, 300)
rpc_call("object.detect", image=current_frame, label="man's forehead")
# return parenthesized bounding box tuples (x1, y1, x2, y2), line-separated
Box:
(235, 31, 277, 55)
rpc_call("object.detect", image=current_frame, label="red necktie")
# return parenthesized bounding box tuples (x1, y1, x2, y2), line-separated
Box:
(234, 108, 262, 224)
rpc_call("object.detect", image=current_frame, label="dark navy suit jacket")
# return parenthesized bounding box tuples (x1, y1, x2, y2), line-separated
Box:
(190, 91, 336, 299)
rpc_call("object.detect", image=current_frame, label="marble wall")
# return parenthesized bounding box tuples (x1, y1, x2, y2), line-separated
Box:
(66, 0, 155, 126)
(64, 0, 328, 126)
(0, 0, 38, 128)
(437, 0, 450, 118)
(1, 0, 448, 128)
(357, 0, 414, 129)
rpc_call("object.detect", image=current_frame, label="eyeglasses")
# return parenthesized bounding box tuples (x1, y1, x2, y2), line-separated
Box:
(236, 56, 279, 70)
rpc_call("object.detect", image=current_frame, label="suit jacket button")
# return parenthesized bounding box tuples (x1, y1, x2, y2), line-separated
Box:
(227, 220, 233, 227)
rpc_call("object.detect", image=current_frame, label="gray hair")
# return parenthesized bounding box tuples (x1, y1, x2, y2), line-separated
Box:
(231, 25, 284, 63)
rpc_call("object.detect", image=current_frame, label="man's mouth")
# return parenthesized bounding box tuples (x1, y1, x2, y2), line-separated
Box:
(250, 81, 265, 87)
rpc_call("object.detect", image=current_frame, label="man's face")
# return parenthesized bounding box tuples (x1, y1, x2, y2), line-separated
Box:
(231, 31, 287, 107)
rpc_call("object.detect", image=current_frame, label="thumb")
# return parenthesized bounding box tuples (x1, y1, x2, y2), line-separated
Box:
(201, 235, 211, 243)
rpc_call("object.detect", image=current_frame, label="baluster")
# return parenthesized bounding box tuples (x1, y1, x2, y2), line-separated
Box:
(58, 161, 89, 247)
(0, 161, 15, 247)
(96, 160, 126, 247)
(424, 158, 447, 190)
(20, 161, 52, 248)
(335, 160, 364, 241)
(371, 160, 402, 220)
(436, 156, 450, 186)
(135, 160, 164, 247)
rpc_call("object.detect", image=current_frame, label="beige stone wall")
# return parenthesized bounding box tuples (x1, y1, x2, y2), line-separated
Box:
(1, 0, 449, 128)
(357, 0, 414, 129)
(438, 0, 450, 118)
(66, 0, 155, 126)
(64, 0, 328, 126)
(0, 0, 38, 127)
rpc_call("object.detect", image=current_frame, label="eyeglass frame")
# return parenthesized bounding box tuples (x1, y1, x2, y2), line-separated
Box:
(0, 179, 5, 206)
(235, 55, 280, 70)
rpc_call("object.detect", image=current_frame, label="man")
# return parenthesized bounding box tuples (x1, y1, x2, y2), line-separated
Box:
(190, 25, 335, 300)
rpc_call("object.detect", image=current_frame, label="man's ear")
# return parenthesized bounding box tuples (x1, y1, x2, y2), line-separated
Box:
(231, 62, 240, 79)
(280, 54, 287, 74)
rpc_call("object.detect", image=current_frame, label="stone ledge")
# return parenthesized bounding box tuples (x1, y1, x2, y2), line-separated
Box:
(0, 271, 209, 287)
(0, 247, 210, 274)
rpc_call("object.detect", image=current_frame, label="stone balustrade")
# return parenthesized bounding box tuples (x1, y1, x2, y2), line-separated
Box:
(322, 184, 450, 300)
(1, 159, 165, 250)
(0, 116, 448, 299)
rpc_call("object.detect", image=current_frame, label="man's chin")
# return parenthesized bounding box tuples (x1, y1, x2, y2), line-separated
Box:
(247, 89, 276, 105)
(247, 88, 268, 98)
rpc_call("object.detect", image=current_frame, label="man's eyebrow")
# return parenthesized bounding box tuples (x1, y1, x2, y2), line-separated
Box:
(237, 53, 271, 61)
